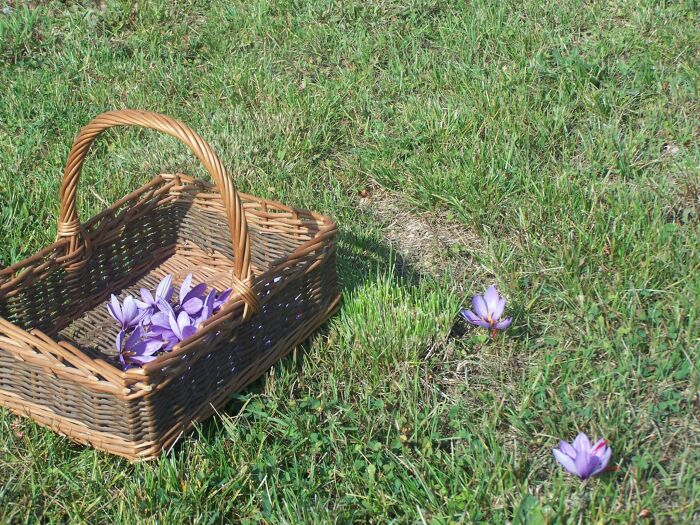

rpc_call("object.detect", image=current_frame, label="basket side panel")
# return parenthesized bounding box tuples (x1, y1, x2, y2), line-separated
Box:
(143, 242, 339, 453)
(0, 346, 147, 451)
(0, 201, 187, 337)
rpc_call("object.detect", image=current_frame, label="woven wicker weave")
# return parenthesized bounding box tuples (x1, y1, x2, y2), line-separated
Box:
(0, 110, 339, 460)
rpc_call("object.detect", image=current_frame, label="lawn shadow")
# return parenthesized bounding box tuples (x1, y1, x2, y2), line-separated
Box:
(188, 225, 426, 446)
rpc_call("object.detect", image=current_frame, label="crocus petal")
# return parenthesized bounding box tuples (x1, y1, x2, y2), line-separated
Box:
(461, 309, 491, 328)
(591, 439, 606, 457)
(122, 296, 138, 324)
(185, 283, 207, 301)
(214, 288, 232, 309)
(169, 312, 184, 340)
(576, 453, 600, 479)
(592, 447, 612, 475)
(150, 311, 170, 329)
(140, 288, 155, 306)
(127, 354, 158, 365)
(181, 325, 196, 340)
(155, 275, 173, 301)
(182, 297, 204, 316)
(108, 295, 122, 323)
(553, 449, 579, 477)
(115, 330, 125, 352)
(156, 298, 175, 316)
(143, 338, 165, 354)
(472, 295, 488, 319)
(177, 311, 192, 333)
(199, 290, 216, 323)
(492, 298, 506, 322)
(179, 274, 193, 304)
(150, 326, 176, 341)
(573, 433, 592, 453)
(134, 299, 151, 310)
(483, 285, 500, 316)
(559, 440, 577, 458)
(495, 317, 512, 330)
(126, 326, 143, 347)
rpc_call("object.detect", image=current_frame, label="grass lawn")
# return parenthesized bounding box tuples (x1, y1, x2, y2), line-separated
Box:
(1, 0, 698, 522)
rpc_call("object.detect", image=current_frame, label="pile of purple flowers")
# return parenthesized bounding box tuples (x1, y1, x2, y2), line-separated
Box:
(107, 274, 231, 369)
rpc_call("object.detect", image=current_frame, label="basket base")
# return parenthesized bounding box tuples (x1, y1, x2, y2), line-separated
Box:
(58, 245, 252, 362)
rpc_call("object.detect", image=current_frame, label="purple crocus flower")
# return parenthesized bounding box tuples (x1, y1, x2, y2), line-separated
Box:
(116, 327, 163, 368)
(553, 433, 612, 479)
(461, 285, 512, 334)
(178, 273, 207, 316)
(150, 301, 196, 350)
(134, 274, 173, 322)
(107, 295, 145, 331)
(170, 310, 197, 342)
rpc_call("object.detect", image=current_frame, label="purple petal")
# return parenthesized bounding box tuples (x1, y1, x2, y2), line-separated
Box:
(122, 296, 138, 324)
(155, 275, 173, 301)
(156, 298, 175, 316)
(149, 325, 174, 337)
(553, 449, 579, 477)
(461, 309, 491, 328)
(573, 433, 591, 453)
(483, 285, 500, 316)
(142, 338, 165, 355)
(126, 326, 143, 348)
(182, 297, 204, 315)
(214, 288, 232, 309)
(495, 317, 512, 330)
(150, 311, 171, 330)
(492, 298, 506, 322)
(179, 273, 193, 304)
(108, 295, 122, 323)
(134, 299, 150, 310)
(177, 311, 192, 333)
(472, 295, 488, 319)
(559, 440, 577, 458)
(591, 439, 607, 457)
(592, 447, 612, 476)
(181, 325, 196, 341)
(126, 354, 158, 365)
(140, 288, 155, 306)
(185, 283, 207, 301)
(575, 452, 600, 479)
(169, 312, 184, 340)
(199, 290, 216, 323)
(115, 330, 125, 352)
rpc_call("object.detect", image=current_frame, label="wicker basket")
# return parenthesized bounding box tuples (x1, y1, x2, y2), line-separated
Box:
(0, 110, 340, 460)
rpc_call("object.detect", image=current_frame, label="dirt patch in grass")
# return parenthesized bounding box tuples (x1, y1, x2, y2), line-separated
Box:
(358, 188, 483, 291)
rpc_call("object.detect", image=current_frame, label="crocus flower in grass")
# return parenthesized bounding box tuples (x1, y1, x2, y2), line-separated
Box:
(134, 274, 173, 322)
(553, 432, 612, 480)
(117, 327, 163, 368)
(107, 295, 145, 330)
(461, 285, 512, 336)
(178, 273, 208, 315)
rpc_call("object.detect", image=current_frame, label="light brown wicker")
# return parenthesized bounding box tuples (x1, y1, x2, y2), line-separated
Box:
(0, 110, 339, 460)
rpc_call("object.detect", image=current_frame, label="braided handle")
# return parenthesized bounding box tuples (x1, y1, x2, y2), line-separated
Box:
(58, 110, 255, 293)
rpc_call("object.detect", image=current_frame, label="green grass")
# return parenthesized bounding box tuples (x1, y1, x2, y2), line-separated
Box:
(1, 0, 698, 522)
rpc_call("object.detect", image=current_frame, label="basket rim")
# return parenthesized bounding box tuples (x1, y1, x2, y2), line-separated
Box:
(0, 172, 338, 388)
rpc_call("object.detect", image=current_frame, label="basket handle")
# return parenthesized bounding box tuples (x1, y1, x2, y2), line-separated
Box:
(57, 109, 260, 314)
